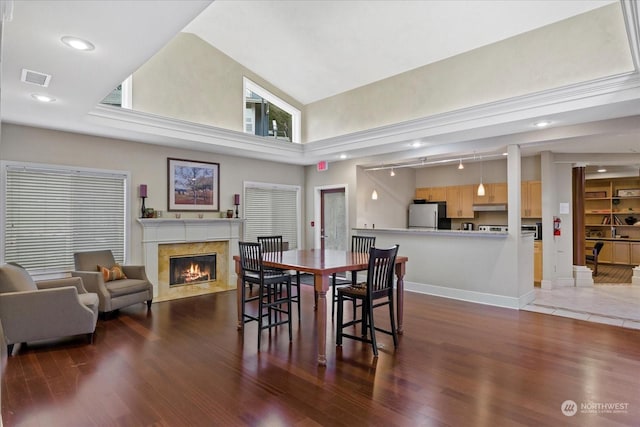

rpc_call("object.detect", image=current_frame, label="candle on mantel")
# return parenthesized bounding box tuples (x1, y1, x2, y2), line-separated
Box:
(234, 194, 240, 205)
(140, 184, 148, 198)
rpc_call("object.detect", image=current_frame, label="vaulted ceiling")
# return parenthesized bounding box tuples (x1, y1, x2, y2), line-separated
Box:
(1, 1, 639, 169)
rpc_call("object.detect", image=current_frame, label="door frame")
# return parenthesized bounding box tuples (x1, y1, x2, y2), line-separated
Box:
(314, 184, 349, 249)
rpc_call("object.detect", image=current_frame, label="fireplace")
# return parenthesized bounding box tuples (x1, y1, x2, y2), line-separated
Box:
(169, 253, 216, 286)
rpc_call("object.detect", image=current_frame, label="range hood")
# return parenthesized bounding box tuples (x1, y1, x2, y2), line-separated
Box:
(473, 204, 508, 212)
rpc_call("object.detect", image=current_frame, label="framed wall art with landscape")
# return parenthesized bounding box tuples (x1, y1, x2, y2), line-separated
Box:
(168, 158, 220, 211)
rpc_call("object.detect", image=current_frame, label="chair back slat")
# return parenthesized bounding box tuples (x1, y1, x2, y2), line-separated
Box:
(367, 245, 398, 294)
(239, 242, 263, 274)
(258, 236, 284, 253)
(352, 235, 376, 253)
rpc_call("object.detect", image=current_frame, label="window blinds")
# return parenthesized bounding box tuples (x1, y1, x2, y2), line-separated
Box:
(4, 165, 127, 272)
(244, 183, 299, 249)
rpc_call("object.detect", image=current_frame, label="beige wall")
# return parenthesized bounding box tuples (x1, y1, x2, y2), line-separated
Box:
(303, 3, 632, 142)
(132, 33, 304, 133)
(0, 124, 305, 262)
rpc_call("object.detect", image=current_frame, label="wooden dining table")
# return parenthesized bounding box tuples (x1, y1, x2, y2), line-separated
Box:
(234, 249, 408, 366)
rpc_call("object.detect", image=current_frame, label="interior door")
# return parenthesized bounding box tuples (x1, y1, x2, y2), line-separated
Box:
(320, 188, 347, 251)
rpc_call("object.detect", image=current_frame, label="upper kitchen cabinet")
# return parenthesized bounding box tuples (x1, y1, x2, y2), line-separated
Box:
(473, 182, 508, 205)
(415, 186, 447, 202)
(446, 185, 475, 218)
(522, 181, 542, 218)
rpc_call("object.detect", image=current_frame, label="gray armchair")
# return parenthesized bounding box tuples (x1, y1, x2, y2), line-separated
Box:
(72, 250, 153, 317)
(0, 263, 99, 355)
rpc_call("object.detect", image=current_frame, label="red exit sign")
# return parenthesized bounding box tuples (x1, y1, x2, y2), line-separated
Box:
(317, 161, 329, 171)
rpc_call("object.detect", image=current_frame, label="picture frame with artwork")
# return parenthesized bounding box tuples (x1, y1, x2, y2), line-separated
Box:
(168, 158, 220, 211)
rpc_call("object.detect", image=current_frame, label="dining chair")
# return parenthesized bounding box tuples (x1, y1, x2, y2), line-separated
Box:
(336, 245, 399, 357)
(238, 242, 292, 349)
(257, 235, 301, 319)
(331, 235, 376, 319)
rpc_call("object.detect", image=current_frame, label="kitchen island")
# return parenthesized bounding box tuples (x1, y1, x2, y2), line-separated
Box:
(353, 227, 535, 309)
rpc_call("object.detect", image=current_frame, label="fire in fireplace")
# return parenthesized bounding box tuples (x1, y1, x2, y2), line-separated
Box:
(169, 253, 216, 286)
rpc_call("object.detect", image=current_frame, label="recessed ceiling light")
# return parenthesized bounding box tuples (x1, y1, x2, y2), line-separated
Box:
(411, 142, 421, 148)
(61, 36, 95, 51)
(31, 93, 55, 103)
(339, 154, 347, 159)
(502, 152, 508, 156)
(597, 168, 607, 173)
(534, 120, 551, 128)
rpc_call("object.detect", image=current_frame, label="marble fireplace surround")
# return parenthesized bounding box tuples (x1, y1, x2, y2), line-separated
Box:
(137, 218, 243, 301)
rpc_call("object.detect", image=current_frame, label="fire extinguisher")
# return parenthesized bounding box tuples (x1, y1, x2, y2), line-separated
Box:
(553, 216, 561, 236)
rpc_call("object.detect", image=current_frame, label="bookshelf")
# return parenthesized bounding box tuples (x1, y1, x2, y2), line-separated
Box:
(585, 177, 640, 265)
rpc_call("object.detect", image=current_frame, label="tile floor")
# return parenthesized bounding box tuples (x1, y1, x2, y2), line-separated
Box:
(523, 284, 640, 330)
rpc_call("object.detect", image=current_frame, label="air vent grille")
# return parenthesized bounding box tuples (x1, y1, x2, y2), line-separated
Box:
(21, 69, 51, 87)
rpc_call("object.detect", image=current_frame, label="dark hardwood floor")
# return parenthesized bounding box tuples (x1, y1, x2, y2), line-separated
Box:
(2, 286, 640, 426)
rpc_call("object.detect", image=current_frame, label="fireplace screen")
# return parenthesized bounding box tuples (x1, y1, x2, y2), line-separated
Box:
(169, 253, 216, 286)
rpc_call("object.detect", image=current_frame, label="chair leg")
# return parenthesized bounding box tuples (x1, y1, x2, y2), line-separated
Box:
(367, 299, 378, 357)
(287, 279, 292, 342)
(331, 273, 336, 319)
(388, 298, 398, 348)
(146, 299, 152, 309)
(336, 292, 344, 346)
(87, 332, 95, 344)
(7, 343, 14, 356)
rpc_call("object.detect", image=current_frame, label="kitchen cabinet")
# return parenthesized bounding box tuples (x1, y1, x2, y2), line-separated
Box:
(534, 240, 542, 284)
(521, 181, 542, 218)
(415, 187, 447, 202)
(446, 185, 475, 218)
(473, 182, 508, 205)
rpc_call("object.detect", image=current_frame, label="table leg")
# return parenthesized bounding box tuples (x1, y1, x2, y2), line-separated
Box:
(314, 273, 329, 366)
(235, 258, 243, 330)
(395, 261, 406, 335)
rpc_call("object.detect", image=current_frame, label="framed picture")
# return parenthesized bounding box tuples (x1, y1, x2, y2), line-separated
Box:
(168, 158, 220, 211)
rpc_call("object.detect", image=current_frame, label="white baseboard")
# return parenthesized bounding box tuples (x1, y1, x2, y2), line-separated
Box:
(405, 281, 529, 309)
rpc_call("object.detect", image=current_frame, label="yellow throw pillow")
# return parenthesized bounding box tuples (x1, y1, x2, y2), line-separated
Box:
(98, 264, 127, 282)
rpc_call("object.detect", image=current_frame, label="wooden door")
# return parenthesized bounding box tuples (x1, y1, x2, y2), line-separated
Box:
(445, 186, 461, 218)
(459, 185, 475, 218)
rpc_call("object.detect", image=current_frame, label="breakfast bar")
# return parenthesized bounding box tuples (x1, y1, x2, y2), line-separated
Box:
(353, 227, 536, 309)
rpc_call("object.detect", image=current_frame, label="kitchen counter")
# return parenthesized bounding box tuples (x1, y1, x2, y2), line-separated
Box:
(353, 227, 535, 309)
(353, 227, 536, 239)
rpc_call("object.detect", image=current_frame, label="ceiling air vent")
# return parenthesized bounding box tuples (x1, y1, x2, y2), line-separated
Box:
(21, 69, 51, 87)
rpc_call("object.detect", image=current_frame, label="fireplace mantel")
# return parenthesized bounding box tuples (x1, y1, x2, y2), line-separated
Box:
(137, 218, 244, 298)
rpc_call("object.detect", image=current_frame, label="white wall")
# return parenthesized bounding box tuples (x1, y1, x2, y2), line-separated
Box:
(0, 124, 306, 262)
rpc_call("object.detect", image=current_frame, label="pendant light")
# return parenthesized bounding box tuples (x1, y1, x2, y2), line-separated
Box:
(477, 158, 485, 196)
(371, 189, 378, 200)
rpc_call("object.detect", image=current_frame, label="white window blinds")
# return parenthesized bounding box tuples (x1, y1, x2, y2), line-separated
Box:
(3, 164, 127, 272)
(244, 183, 300, 249)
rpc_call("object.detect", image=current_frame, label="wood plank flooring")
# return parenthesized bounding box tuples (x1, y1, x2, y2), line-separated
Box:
(3, 286, 640, 426)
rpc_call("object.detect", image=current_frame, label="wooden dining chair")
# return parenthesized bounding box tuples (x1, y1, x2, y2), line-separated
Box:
(257, 235, 301, 319)
(586, 241, 604, 276)
(238, 241, 292, 349)
(331, 235, 376, 319)
(336, 245, 399, 357)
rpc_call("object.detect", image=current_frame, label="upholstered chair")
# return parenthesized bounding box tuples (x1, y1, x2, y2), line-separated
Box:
(0, 263, 99, 355)
(72, 250, 153, 317)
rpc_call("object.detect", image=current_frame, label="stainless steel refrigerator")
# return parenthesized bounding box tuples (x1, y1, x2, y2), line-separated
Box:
(408, 202, 451, 229)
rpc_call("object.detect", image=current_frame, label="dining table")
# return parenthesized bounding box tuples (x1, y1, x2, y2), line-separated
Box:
(234, 249, 408, 366)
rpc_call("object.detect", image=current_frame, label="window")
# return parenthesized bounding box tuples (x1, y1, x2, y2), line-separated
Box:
(2, 162, 129, 273)
(243, 182, 301, 249)
(243, 77, 301, 143)
(101, 75, 132, 108)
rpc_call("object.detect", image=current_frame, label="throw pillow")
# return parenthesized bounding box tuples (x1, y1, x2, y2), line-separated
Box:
(98, 264, 128, 282)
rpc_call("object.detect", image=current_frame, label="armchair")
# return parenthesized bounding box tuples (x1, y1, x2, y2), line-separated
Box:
(0, 263, 99, 355)
(72, 250, 153, 317)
